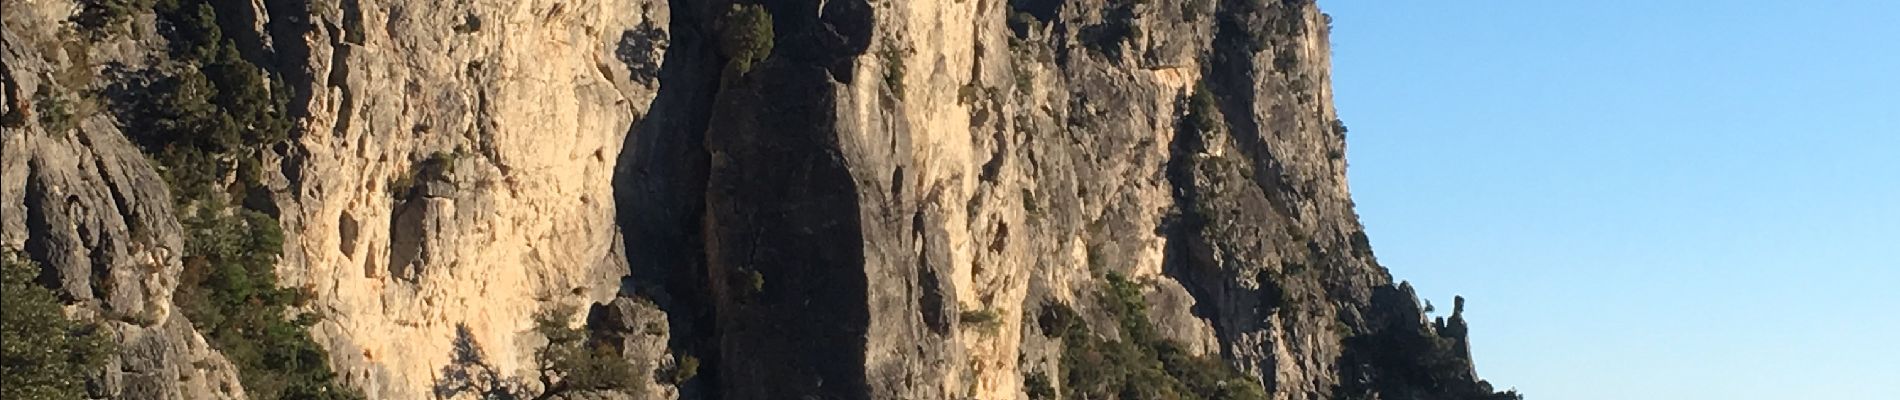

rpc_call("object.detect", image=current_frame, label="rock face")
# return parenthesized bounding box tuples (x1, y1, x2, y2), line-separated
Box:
(3, 2, 247, 398)
(266, 0, 671, 398)
(4, 0, 1513, 399)
(647, 1, 1513, 399)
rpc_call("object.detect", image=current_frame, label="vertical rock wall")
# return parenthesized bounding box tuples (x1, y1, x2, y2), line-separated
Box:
(269, 0, 671, 398)
(3, 1, 247, 398)
(4, 0, 1511, 399)
(660, 1, 1506, 399)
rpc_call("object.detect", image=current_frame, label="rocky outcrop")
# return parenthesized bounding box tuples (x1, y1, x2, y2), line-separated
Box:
(648, 0, 1513, 399)
(5, 0, 1512, 399)
(264, 0, 672, 398)
(2, 2, 246, 398)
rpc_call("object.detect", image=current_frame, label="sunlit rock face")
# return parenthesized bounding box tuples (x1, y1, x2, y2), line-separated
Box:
(270, 0, 670, 398)
(5, 0, 1511, 399)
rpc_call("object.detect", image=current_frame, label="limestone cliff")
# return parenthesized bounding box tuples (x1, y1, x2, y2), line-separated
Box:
(4, 1, 247, 398)
(628, 1, 1517, 399)
(3, 0, 1513, 399)
(267, 0, 670, 397)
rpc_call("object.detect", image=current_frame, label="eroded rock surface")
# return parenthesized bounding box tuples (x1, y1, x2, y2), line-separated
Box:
(3, 2, 246, 398)
(269, 0, 671, 398)
(5, 0, 1511, 399)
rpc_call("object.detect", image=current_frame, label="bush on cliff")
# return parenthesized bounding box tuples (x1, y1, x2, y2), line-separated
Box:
(1054, 273, 1267, 400)
(716, 4, 774, 75)
(1, 249, 112, 400)
(140, 1, 358, 398)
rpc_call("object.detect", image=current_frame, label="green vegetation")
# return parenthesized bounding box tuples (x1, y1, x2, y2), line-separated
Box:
(33, 87, 77, 137)
(528, 306, 645, 399)
(1186, 86, 1221, 134)
(1024, 370, 1057, 400)
(126, 1, 358, 398)
(142, 0, 292, 202)
(2, 250, 113, 400)
(664, 355, 700, 384)
(436, 306, 648, 400)
(959, 308, 1002, 333)
(74, 0, 154, 39)
(173, 209, 358, 400)
(1051, 273, 1267, 400)
(731, 268, 766, 300)
(715, 4, 774, 75)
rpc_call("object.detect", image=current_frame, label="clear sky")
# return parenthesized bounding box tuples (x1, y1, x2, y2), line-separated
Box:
(1325, 1, 1900, 398)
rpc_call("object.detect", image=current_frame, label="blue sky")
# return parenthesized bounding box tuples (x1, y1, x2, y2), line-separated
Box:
(1325, 1, 1900, 398)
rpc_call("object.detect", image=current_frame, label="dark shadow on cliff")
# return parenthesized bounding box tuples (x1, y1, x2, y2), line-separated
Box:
(691, 1, 877, 398)
(1160, 89, 1223, 324)
(611, 1, 721, 398)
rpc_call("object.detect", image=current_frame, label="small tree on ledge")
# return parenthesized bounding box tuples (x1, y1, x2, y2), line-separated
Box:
(435, 305, 646, 400)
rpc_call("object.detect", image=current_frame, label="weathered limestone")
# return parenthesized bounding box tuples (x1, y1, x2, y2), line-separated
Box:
(270, 0, 671, 398)
(2, 2, 247, 397)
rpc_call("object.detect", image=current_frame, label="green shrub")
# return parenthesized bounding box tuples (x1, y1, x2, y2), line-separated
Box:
(1186, 87, 1220, 134)
(142, 1, 358, 398)
(959, 308, 1001, 327)
(74, 0, 154, 39)
(33, 87, 76, 137)
(1024, 370, 1056, 400)
(2, 249, 113, 400)
(141, 58, 285, 205)
(529, 306, 645, 398)
(1053, 273, 1267, 400)
(437, 307, 649, 399)
(715, 4, 774, 75)
(666, 355, 700, 384)
(174, 209, 358, 400)
(742, 269, 765, 295)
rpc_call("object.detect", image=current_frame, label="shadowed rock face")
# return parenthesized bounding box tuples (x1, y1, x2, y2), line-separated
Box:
(6, 0, 1511, 399)
(4, 3, 247, 398)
